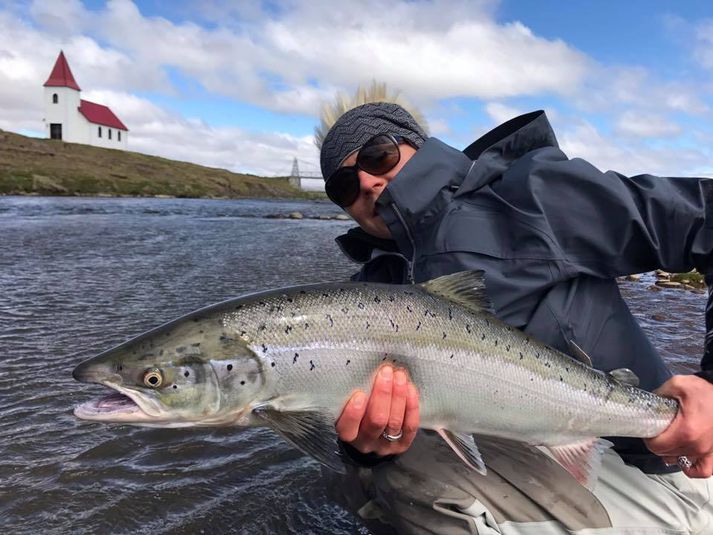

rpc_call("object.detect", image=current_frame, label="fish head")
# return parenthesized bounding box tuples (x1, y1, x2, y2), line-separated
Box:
(73, 310, 266, 427)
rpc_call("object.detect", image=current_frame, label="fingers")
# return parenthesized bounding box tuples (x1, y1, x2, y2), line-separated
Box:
(335, 390, 368, 443)
(336, 365, 421, 457)
(357, 365, 395, 447)
(684, 454, 713, 478)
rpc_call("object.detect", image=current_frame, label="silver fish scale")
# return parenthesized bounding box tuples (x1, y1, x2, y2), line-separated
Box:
(218, 282, 676, 444)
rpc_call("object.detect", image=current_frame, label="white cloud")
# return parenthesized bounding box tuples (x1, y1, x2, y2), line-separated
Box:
(614, 110, 682, 138)
(556, 118, 711, 178)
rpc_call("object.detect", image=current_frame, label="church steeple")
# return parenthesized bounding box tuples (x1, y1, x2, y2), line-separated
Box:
(43, 51, 81, 91)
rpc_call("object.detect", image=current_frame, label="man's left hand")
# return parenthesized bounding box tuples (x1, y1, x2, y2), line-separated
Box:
(645, 375, 713, 478)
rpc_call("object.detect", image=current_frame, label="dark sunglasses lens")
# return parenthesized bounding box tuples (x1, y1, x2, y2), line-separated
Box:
(357, 135, 400, 175)
(326, 168, 360, 207)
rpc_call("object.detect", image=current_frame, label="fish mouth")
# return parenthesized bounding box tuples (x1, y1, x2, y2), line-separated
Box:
(74, 384, 165, 424)
(74, 391, 142, 420)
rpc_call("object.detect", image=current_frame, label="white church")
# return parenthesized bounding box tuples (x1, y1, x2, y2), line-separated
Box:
(43, 51, 129, 149)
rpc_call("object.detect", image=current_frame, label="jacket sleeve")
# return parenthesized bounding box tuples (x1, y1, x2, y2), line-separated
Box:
(506, 149, 713, 374)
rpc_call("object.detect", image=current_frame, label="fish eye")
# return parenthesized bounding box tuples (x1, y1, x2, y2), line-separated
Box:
(143, 369, 163, 388)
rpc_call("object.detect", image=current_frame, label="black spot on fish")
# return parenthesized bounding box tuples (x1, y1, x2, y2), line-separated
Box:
(184, 371, 190, 377)
(304, 322, 309, 329)
(346, 359, 351, 365)
(366, 321, 371, 330)
(416, 321, 422, 331)
(235, 304, 243, 310)
(388, 296, 395, 303)
(240, 331, 247, 338)
(519, 352, 523, 360)
(192, 343, 200, 347)
(259, 301, 266, 306)
(341, 307, 349, 314)
(173, 385, 177, 389)
(159, 350, 164, 356)
(481, 334, 486, 341)
(287, 298, 294, 303)
(322, 293, 329, 298)
(559, 375, 563, 381)
(227, 364, 233, 371)
(466, 324, 471, 334)
(358, 303, 365, 310)
(309, 360, 315, 371)
(326, 314, 334, 327)
(450, 354, 454, 359)
(535, 352, 540, 359)
(374, 296, 381, 303)
(448, 308, 453, 320)
(199, 330, 204, 334)
(271, 362, 276, 367)
(240, 380, 245, 385)
(261, 344, 268, 353)
(506, 345, 510, 351)
(525, 337, 530, 344)
(545, 362, 550, 368)
(406, 305, 413, 313)
(485, 319, 490, 326)
(258, 324, 266, 332)
(300, 290, 306, 295)
(285, 325, 292, 334)
(494, 340, 498, 347)
(118, 365, 123, 371)
(293, 353, 299, 364)
(442, 332, 447, 339)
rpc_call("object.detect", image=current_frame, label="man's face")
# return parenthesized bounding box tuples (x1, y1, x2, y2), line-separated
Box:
(342, 143, 417, 239)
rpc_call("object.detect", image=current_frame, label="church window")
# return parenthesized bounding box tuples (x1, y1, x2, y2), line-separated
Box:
(118, 131, 121, 141)
(108, 129, 112, 140)
(98, 126, 102, 138)
(52, 94, 58, 104)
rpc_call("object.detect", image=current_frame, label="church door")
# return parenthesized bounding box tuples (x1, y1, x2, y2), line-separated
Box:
(50, 124, 62, 140)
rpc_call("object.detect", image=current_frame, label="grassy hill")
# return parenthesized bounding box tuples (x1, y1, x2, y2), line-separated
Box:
(0, 129, 320, 199)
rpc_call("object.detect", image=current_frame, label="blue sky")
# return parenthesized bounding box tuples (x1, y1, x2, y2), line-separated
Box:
(1, 0, 712, 179)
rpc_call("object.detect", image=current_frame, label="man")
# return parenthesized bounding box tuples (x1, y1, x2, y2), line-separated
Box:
(316, 86, 713, 534)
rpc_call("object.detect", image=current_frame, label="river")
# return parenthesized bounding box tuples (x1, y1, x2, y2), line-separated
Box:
(0, 196, 705, 534)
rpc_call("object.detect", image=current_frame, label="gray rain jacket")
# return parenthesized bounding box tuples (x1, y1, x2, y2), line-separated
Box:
(335, 110, 713, 474)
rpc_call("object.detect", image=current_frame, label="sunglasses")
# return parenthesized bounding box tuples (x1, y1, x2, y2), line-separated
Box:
(325, 134, 404, 208)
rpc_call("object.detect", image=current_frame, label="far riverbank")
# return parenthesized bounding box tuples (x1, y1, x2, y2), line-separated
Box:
(0, 129, 325, 200)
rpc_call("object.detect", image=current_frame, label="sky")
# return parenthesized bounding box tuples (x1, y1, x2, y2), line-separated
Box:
(1, 0, 713, 180)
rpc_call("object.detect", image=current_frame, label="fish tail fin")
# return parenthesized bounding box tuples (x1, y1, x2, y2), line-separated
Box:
(542, 438, 613, 490)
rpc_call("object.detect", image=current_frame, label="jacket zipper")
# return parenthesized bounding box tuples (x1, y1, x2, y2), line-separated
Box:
(390, 203, 416, 284)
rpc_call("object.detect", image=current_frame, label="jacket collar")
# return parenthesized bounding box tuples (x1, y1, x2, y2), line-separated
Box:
(335, 110, 559, 263)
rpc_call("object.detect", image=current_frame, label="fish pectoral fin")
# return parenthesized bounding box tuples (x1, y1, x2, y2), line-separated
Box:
(436, 429, 487, 475)
(253, 406, 345, 474)
(541, 438, 613, 490)
(608, 368, 640, 387)
(419, 271, 495, 315)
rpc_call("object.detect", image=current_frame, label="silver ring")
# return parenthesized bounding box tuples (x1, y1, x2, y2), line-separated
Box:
(677, 456, 693, 469)
(382, 429, 403, 442)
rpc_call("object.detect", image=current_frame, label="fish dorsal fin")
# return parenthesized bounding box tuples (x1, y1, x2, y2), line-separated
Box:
(608, 368, 640, 387)
(420, 270, 495, 315)
(542, 438, 613, 490)
(253, 406, 346, 474)
(566, 340, 593, 367)
(436, 428, 487, 475)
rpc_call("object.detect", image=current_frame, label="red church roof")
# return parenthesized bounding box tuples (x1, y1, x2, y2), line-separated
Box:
(79, 100, 129, 131)
(44, 51, 81, 91)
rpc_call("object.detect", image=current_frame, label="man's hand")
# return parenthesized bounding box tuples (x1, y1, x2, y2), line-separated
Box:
(645, 375, 713, 478)
(335, 365, 420, 456)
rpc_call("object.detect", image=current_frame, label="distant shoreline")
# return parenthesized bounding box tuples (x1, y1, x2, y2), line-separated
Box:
(0, 129, 326, 201)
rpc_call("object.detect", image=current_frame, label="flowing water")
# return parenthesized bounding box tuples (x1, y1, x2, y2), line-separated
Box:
(0, 196, 705, 534)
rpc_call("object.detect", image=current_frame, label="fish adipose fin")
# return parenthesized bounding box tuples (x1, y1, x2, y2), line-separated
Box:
(542, 438, 613, 490)
(608, 368, 640, 387)
(437, 429, 487, 475)
(253, 406, 346, 474)
(420, 270, 495, 315)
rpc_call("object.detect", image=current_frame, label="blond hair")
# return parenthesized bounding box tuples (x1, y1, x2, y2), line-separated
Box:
(314, 81, 429, 149)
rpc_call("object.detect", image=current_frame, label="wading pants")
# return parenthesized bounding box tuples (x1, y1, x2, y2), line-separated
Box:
(325, 431, 713, 535)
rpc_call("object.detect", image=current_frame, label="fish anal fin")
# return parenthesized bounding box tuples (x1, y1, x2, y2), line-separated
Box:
(436, 428, 487, 475)
(420, 271, 495, 315)
(543, 438, 613, 490)
(253, 406, 345, 474)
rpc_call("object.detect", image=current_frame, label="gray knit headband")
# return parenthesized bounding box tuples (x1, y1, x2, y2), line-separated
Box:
(320, 102, 428, 180)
